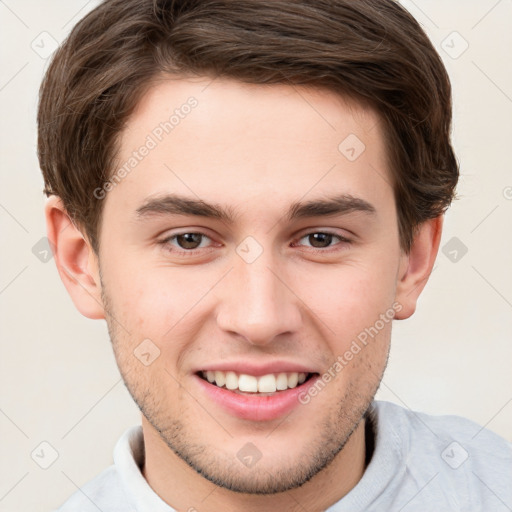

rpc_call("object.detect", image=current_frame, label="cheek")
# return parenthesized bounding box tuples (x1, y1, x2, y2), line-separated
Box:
(103, 261, 217, 372)
(104, 257, 195, 327)
(294, 261, 397, 340)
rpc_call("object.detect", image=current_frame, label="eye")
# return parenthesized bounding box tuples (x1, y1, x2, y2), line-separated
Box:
(295, 231, 351, 251)
(160, 232, 213, 253)
(158, 230, 351, 257)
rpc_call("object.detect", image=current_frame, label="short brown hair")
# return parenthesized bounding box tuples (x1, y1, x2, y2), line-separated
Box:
(37, 0, 459, 253)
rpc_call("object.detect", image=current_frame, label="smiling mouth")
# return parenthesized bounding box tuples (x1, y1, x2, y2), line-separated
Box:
(197, 370, 317, 394)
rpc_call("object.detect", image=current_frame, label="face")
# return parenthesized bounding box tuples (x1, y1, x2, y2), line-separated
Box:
(96, 76, 405, 493)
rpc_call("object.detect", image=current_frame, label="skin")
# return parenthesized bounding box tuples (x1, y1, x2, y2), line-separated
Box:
(46, 76, 442, 512)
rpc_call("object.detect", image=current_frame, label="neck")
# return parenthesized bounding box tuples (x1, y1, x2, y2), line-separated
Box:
(141, 416, 368, 512)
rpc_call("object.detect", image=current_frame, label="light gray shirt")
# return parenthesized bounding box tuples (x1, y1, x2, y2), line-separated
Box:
(54, 400, 512, 511)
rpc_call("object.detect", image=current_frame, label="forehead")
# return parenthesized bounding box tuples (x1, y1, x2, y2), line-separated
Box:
(106, 76, 392, 221)
(125, 75, 383, 149)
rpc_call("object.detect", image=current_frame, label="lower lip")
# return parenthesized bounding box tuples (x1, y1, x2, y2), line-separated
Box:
(193, 374, 320, 422)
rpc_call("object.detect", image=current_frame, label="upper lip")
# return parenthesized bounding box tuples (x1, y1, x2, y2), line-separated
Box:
(194, 360, 318, 377)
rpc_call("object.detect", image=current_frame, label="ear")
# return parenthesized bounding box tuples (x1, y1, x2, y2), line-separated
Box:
(394, 215, 443, 320)
(45, 196, 105, 319)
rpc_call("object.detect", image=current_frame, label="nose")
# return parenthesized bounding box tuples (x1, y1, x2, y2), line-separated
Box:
(215, 248, 302, 346)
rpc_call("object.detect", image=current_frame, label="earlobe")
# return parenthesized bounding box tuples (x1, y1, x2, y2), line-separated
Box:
(394, 216, 444, 320)
(45, 196, 105, 319)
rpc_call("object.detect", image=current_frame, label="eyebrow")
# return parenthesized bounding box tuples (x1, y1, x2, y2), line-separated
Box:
(135, 193, 376, 223)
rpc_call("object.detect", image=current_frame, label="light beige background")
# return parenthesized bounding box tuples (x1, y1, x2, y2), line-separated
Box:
(0, 1, 511, 511)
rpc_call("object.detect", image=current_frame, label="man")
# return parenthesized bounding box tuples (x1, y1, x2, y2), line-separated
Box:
(38, 0, 511, 510)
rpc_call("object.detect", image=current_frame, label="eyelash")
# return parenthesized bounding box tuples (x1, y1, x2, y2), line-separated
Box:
(159, 230, 352, 256)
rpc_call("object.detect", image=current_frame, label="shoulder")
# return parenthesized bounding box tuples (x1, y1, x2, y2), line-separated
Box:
(372, 400, 512, 510)
(53, 465, 132, 512)
(373, 399, 512, 458)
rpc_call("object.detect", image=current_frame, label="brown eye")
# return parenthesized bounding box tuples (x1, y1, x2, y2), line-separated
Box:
(176, 233, 204, 249)
(295, 231, 351, 252)
(308, 233, 334, 248)
(161, 232, 213, 254)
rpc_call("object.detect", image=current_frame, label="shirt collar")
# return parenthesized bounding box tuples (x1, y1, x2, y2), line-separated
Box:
(113, 400, 404, 512)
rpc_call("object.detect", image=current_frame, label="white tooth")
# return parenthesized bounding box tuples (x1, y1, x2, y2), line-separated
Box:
(238, 374, 258, 392)
(276, 373, 288, 391)
(214, 371, 226, 387)
(287, 372, 299, 388)
(206, 370, 215, 383)
(258, 374, 277, 393)
(225, 371, 238, 390)
(298, 372, 307, 384)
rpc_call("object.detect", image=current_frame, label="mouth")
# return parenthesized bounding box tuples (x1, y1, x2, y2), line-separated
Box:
(197, 370, 317, 395)
(194, 369, 321, 421)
